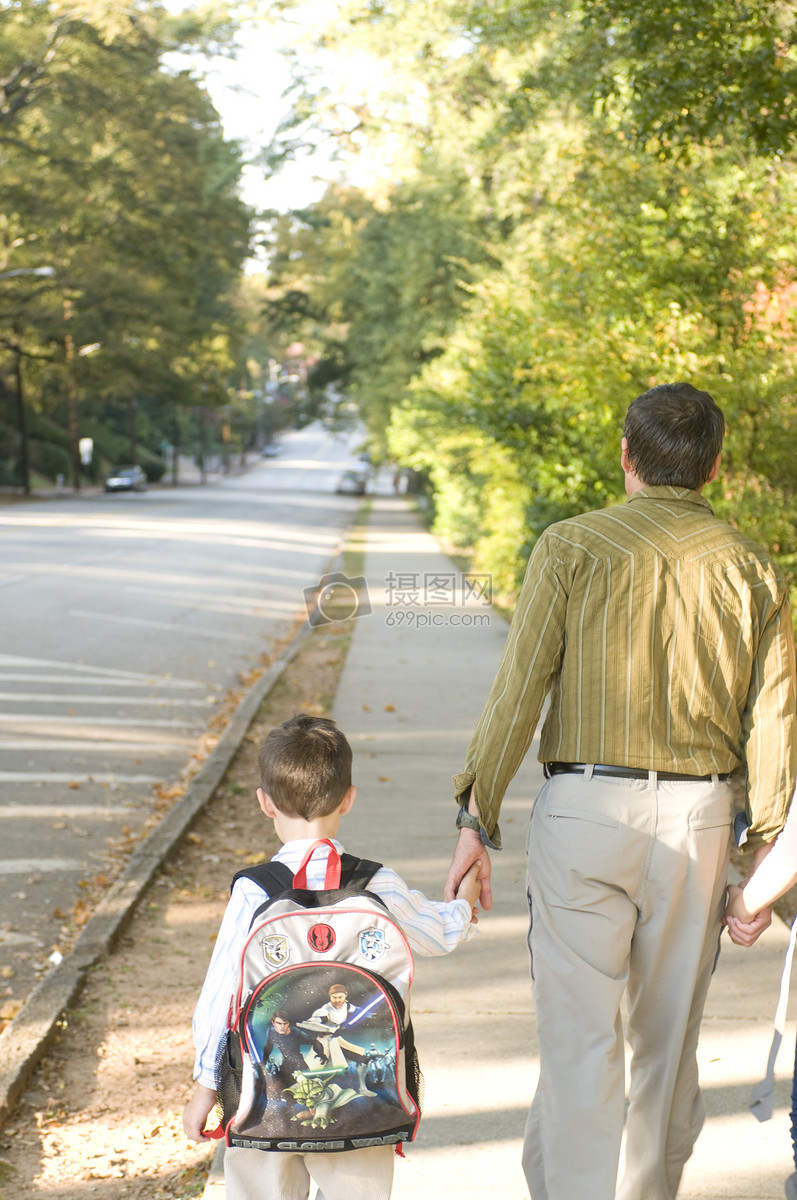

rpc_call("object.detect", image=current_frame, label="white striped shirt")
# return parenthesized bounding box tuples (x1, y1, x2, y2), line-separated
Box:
(191, 838, 472, 1087)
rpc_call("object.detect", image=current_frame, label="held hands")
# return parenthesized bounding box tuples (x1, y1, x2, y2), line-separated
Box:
(445, 828, 493, 911)
(723, 882, 772, 948)
(455, 863, 483, 923)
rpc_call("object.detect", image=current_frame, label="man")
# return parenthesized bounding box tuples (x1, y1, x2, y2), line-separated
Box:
(445, 383, 797, 1200)
(262, 1011, 310, 1090)
(303, 984, 377, 1097)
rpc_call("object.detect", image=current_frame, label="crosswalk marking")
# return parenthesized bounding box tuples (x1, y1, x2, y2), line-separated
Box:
(0, 805, 135, 818)
(0, 739, 190, 752)
(0, 772, 160, 783)
(0, 653, 203, 687)
(0, 714, 198, 729)
(0, 859, 84, 874)
(69, 609, 261, 642)
(0, 692, 215, 706)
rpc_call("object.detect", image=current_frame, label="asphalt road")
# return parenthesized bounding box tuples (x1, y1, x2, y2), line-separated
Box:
(0, 422, 369, 1011)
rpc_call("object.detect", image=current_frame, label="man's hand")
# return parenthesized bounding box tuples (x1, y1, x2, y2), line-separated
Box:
(182, 1084, 218, 1142)
(723, 883, 772, 947)
(445, 829, 493, 910)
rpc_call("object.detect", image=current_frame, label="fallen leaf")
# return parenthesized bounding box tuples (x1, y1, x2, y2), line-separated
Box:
(0, 967, 14, 979)
(68, 781, 80, 790)
(156, 784, 185, 801)
(378, 776, 391, 782)
(384, 703, 395, 712)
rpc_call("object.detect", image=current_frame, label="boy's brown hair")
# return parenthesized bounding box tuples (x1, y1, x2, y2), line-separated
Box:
(258, 714, 352, 819)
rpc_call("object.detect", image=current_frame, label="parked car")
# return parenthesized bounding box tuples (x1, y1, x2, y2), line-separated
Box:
(104, 465, 148, 493)
(335, 468, 368, 496)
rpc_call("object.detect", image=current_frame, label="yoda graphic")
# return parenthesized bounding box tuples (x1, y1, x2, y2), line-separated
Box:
(284, 1070, 360, 1130)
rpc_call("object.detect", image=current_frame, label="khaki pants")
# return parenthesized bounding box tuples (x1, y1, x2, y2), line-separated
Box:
(225, 1143, 395, 1200)
(523, 770, 733, 1200)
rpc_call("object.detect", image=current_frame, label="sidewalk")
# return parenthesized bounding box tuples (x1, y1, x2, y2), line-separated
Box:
(210, 496, 797, 1198)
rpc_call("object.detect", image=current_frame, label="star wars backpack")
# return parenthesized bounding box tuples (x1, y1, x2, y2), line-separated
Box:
(213, 839, 422, 1153)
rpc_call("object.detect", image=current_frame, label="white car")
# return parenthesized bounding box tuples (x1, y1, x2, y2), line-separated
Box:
(104, 465, 147, 492)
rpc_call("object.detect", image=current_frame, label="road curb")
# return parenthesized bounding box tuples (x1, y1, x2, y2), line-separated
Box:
(0, 619, 315, 1126)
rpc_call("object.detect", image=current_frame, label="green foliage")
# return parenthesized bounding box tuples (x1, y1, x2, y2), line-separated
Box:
(262, 167, 489, 447)
(247, 0, 797, 606)
(0, 0, 253, 484)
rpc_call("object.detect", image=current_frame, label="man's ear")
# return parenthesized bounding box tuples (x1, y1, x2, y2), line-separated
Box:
(257, 787, 276, 817)
(339, 785, 357, 816)
(620, 436, 631, 473)
(705, 452, 722, 484)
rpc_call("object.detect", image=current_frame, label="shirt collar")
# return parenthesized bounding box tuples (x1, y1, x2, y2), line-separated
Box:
(628, 485, 713, 513)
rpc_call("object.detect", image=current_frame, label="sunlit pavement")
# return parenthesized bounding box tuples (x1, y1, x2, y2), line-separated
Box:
(205, 495, 797, 1199)
(0, 424, 368, 1015)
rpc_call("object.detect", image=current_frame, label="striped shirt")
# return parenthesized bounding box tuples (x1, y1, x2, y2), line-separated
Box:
(192, 838, 472, 1088)
(454, 486, 797, 850)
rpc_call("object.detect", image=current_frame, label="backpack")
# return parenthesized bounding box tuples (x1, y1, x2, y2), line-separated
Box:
(213, 839, 423, 1153)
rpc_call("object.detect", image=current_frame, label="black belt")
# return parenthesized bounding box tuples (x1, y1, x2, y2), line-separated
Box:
(545, 762, 731, 783)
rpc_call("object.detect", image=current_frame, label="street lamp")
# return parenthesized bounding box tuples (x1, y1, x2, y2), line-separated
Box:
(0, 266, 56, 496)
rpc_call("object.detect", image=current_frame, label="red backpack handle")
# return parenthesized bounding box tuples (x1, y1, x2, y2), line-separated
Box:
(292, 839, 341, 889)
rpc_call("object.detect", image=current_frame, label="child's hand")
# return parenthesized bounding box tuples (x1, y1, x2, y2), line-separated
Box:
(456, 863, 482, 922)
(182, 1084, 218, 1142)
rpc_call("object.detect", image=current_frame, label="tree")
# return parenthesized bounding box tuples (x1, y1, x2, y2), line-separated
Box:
(250, 0, 797, 606)
(0, 0, 252, 487)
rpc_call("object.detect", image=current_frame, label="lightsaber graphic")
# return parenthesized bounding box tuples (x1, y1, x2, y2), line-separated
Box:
(347, 994, 385, 1027)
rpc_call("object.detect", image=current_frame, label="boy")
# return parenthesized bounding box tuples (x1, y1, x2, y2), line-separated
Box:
(183, 713, 481, 1200)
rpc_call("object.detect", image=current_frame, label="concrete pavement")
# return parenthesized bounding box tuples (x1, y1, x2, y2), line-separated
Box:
(206, 493, 797, 1198)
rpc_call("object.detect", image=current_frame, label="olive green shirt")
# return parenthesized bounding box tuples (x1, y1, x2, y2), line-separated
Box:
(454, 486, 797, 850)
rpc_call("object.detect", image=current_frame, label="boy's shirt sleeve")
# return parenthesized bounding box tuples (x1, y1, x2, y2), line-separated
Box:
(192, 878, 265, 1090)
(367, 865, 472, 957)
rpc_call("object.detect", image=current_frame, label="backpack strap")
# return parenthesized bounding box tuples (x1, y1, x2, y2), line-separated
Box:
(231, 843, 381, 898)
(231, 860, 293, 895)
(340, 853, 382, 889)
(293, 839, 340, 888)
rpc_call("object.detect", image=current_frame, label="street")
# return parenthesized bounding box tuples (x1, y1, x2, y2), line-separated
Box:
(0, 422, 368, 1011)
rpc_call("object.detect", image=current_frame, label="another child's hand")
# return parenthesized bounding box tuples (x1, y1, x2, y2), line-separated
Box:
(724, 882, 755, 923)
(456, 863, 482, 923)
(723, 882, 772, 948)
(182, 1084, 218, 1142)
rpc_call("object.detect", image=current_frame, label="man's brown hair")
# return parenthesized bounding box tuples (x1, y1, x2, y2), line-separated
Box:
(623, 382, 725, 490)
(258, 714, 352, 819)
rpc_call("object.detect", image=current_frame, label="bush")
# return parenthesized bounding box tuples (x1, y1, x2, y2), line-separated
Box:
(138, 450, 165, 482)
(31, 440, 71, 481)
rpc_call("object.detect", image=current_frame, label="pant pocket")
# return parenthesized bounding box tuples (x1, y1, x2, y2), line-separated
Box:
(526, 887, 535, 982)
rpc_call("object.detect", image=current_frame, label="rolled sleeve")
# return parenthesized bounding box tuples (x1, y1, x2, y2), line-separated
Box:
(454, 533, 566, 844)
(742, 591, 797, 847)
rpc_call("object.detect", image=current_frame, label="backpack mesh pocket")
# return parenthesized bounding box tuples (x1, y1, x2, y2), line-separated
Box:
(403, 1018, 424, 1115)
(214, 1028, 243, 1130)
